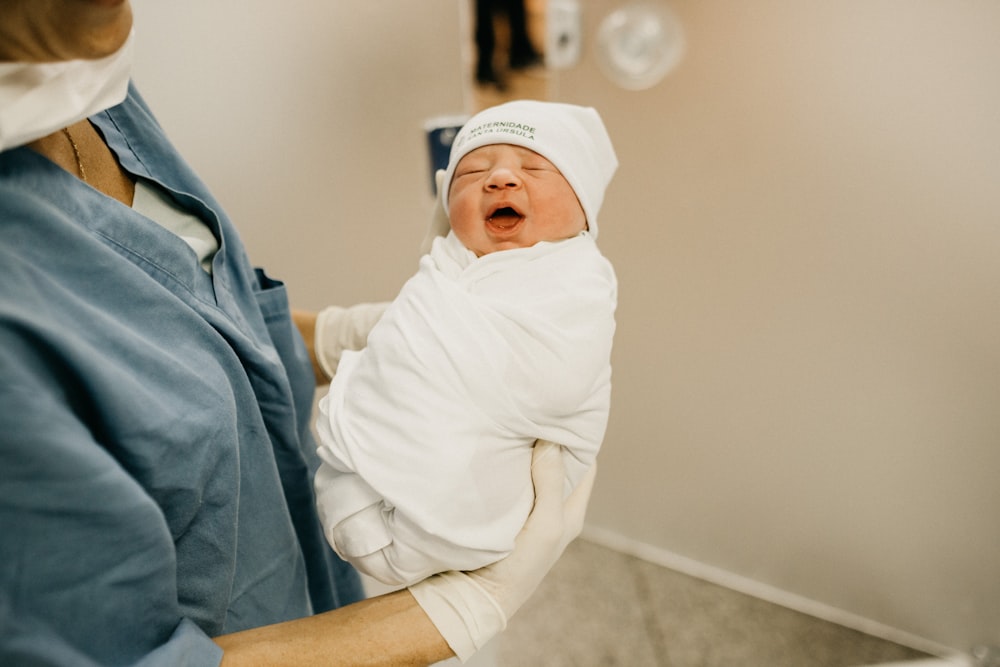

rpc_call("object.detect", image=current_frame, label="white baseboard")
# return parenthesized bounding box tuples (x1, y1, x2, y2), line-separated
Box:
(858, 660, 972, 667)
(579, 524, 966, 663)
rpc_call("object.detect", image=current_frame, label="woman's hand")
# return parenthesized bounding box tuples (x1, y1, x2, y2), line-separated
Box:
(292, 303, 388, 385)
(408, 440, 596, 660)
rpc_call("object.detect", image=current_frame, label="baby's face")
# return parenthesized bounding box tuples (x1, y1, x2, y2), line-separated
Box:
(448, 144, 587, 257)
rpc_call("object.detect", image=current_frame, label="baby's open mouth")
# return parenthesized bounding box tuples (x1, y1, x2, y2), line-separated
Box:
(487, 206, 522, 229)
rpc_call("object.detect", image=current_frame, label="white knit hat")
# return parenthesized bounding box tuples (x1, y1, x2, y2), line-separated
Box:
(441, 100, 618, 239)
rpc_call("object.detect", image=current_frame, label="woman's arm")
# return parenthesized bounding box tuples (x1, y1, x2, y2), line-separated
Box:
(215, 440, 594, 665)
(215, 590, 452, 667)
(291, 309, 327, 385)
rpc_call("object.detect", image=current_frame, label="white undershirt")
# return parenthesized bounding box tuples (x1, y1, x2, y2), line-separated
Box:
(132, 179, 218, 273)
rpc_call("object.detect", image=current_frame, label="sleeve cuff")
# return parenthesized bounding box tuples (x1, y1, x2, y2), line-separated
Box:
(408, 571, 506, 662)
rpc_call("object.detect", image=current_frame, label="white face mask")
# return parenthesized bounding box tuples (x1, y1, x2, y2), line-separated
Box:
(0, 30, 135, 152)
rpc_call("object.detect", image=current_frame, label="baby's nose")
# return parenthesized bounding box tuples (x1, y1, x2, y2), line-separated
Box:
(486, 168, 522, 190)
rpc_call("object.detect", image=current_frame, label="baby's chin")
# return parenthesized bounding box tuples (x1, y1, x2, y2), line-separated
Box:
(477, 242, 530, 256)
(475, 234, 580, 256)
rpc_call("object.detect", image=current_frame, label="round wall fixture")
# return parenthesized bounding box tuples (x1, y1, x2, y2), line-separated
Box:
(597, 3, 685, 91)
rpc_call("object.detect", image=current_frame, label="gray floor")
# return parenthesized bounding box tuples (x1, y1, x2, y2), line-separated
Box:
(487, 538, 930, 667)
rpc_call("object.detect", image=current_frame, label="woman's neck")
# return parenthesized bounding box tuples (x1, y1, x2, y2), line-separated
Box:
(28, 119, 135, 206)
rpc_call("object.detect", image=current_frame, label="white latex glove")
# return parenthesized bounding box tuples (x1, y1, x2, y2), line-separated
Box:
(314, 302, 389, 380)
(419, 169, 451, 256)
(408, 440, 596, 661)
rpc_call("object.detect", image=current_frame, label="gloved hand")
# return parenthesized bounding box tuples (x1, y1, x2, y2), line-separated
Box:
(314, 302, 390, 380)
(408, 440, 597, 661)
(419, 169, 451, 256)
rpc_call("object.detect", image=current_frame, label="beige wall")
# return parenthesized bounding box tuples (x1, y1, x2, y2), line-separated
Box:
(131, 0, 466, 307)
(564, 1, 1000, 654)
(132, 0, 999, 656)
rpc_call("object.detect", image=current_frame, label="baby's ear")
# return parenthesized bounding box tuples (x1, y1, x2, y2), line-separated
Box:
(435, 169, 448, 200)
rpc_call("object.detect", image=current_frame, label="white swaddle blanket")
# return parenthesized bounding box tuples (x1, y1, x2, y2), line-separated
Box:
(314, 231, 616, 586)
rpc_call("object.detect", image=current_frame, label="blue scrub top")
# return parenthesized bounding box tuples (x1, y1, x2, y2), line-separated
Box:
(0, 85, 363, 666)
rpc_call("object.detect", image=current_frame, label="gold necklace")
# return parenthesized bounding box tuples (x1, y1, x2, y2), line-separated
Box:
(62, 127, 87, 182)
